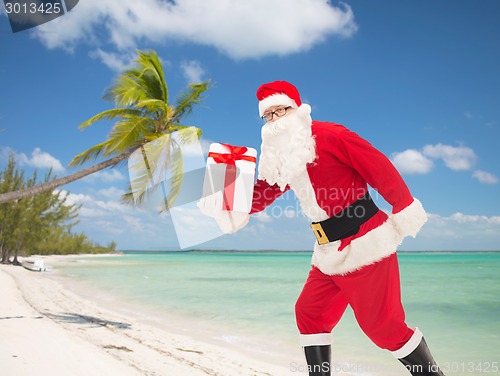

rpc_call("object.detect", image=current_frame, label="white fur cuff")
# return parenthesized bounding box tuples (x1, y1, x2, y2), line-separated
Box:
(391, 328, 423, 358)
(300, 333, 332, 347)
(391, 198, 427, 238)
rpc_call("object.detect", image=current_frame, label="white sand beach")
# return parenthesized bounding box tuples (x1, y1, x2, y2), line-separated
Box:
(0, 256, 295, 376)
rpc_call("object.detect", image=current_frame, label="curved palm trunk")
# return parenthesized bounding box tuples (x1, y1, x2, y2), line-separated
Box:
(0, 151, 133, 204)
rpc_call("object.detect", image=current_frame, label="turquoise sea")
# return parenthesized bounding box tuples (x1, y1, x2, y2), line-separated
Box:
(55, 252, 500, 375)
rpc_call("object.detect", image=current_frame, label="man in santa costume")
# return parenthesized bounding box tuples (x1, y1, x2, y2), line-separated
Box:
(200, 81, 445, 376)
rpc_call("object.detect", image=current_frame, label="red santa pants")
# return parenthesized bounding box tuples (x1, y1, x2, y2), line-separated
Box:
(295, 253, 414, 351)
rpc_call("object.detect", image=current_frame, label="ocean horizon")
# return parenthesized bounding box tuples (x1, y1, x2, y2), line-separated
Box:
(53, 251, 500, 375)
(120, 249, 500, 253)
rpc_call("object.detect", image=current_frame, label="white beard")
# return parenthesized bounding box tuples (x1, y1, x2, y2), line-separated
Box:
(258, 104, 317, 190)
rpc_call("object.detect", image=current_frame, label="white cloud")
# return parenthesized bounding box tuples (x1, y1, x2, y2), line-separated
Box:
(420, 212, 500, 249)
(32, 0, 357, 60)
(1, 146, 65, 173)
(59, 190, 130, 216)
(28, 148, 66, 172)
(180, 60, 205, 83)
(83, 169, 126, 183)
(422, 143, 477, 171)
(391, 149, 433, 174)
(472, 170, 498, 185)
(95, 199, 130, 213)
(98, 186, 126, 199)
(59, 191, 93, 206)
(254, 211, 273, 223)
(57, 190, 110, 217)
(392, 143, 481, 176)
(89, 49, 135, 72)
(122, 215, 149, 232)
(88, 220, 127, 235)
(61, 190, 123, 215)
(448, 212, 500, 225)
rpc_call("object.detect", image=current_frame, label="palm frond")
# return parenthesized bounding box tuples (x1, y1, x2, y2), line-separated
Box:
(120, 186, 136, 207)
(135, 99, 168, 114)
(172, 126, 202, 145)
(105, 51, 168, 108)
(104, 73, 151, 107)
(106, 117, 154, 156)
(143, 135, 172, 176)
(68, 139, 116, 167)
(130, 128, 199, 207)
(164, 140, 184, 210)
(126, 134, 183, 211)
(171, 80, 211, 123)
(127, 145, 157, 206)
(136, 50, 168, 102)
(78, 108, 143, 130)
(129, 134, 172, 201)
(68, 49, 211, 211)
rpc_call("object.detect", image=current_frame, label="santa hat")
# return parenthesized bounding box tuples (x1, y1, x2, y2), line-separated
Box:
(256, 81, 302, 117)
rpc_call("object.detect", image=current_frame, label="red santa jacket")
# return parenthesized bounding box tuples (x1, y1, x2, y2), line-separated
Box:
(250, 121, 427, 275)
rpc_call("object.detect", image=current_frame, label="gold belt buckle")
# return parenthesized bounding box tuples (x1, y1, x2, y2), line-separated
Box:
(310, 222, 330, 245)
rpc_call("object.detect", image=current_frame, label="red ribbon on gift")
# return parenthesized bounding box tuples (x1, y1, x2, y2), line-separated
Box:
(208, 143, 256, 210)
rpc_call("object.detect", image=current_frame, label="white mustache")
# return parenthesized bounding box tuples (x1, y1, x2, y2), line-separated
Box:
(261, 116, 289, 138)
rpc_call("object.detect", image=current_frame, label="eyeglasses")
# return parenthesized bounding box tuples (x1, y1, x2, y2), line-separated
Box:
(261, 106, 292, 122)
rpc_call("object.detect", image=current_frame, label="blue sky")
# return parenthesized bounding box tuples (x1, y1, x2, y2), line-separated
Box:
(1, 0, 499, 251)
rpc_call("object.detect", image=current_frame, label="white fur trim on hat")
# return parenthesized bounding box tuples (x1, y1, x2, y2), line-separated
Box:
(259, 94, 298, 117)
(296, 103, 312, 120)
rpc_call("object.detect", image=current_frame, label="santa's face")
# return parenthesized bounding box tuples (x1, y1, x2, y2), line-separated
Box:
(258, 104, 316, 190)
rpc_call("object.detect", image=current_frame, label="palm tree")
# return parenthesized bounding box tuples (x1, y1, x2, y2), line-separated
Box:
(0, 50, 210, 205)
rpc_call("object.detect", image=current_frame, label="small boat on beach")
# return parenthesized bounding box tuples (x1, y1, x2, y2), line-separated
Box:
(22, 258, 46, 272)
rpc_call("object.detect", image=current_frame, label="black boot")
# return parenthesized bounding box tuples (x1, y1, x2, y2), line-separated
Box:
(399, 337, 445, 375)
(304, 345, 331, 376)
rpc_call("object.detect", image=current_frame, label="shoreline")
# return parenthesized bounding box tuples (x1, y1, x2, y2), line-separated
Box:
(1, 254, 417, 376)
(47, 254, 303, 367)
(0, 255, 296, 376)
(1, 251, 495, 375)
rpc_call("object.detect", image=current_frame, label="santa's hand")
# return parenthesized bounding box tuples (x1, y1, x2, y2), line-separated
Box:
(214, 210, 250, 234)
(197, 192, 250, 234)
(197, 191, 224, 217)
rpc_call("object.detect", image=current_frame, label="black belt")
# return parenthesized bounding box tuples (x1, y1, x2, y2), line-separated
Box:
(310, 192, 379, 245)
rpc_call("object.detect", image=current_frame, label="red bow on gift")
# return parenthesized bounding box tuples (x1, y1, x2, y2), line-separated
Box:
(208, 143, 256, 165)
(208, 143, 256, 211)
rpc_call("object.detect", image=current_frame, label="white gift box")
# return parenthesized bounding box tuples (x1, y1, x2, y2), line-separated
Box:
(203, 143, 257, 213)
